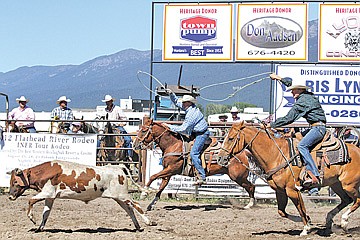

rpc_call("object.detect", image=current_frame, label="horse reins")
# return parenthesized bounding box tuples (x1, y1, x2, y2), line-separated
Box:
(220, 128, 268, 182)
(262, 127, 301, 189)
(222, 126, 301, 188)
(136, 123, 170, 150)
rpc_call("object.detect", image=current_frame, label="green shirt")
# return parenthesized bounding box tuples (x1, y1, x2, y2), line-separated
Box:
(271, 91, 326, 128)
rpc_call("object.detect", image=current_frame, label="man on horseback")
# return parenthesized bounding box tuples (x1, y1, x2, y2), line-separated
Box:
(101, 94, 133, 161)
(165, 90, 210, 185)
(265, 73, 327, 188)
(8, 96, 36, 133)
(51, 96, 74, 132)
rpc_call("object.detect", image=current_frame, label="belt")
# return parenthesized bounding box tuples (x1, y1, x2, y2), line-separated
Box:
(192, 130, 207, 136)
(310, 122, 326, 127)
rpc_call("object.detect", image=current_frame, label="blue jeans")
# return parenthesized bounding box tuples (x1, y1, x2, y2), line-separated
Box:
(116, 126, 132, 158)
(298, 125, 326, 177)
(191, 130, 210, 180)
(308, 187, 319, 195)
(27, 127, 37, 133)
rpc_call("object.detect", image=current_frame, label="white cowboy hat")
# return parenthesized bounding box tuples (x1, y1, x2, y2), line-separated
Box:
(287, 85, 310, 91)
(16, 96, 29, 103)
(56, 96, 71, 104)
(179, 95, 196, 104)
(101, 94, 116, 102)
(230, 106, 239, 113)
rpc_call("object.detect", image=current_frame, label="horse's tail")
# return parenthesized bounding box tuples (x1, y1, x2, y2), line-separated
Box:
(120, 164, 156, 194)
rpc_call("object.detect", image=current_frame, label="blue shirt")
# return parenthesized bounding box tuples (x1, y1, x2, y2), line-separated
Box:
(51, 106, 74, 120)
(168, 93, 208, 135)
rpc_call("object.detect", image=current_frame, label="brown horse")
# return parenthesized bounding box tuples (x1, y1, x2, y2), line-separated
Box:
(218, 121, 360, 235)
(49, 121, 70, 133)
(98, 121, 126, 165)
(133, 117, 255, 211)
(6, 121, 29, 133)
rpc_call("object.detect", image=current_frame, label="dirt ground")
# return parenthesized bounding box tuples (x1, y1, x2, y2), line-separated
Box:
(0, 192, 359, 240)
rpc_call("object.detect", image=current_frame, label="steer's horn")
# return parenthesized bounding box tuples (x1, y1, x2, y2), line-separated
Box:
(6, 171, 12, 175)
(14, 168, 23, 176)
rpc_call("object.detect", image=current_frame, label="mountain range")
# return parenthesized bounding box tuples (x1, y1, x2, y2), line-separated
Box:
(0, 20, 319, 112)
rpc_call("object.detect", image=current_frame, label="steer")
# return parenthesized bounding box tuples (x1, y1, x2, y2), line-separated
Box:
(7, 160, 155, 232)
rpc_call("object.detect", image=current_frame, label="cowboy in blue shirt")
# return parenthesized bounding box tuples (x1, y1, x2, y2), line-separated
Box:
(166, 90, 209, 185)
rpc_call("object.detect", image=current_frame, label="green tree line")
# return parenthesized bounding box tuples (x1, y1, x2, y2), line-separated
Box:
(198, 102, 257, 118)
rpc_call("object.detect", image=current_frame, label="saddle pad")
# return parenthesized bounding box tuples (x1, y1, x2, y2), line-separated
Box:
(287, 138, 301, 166)
(316, 139, 350, 165)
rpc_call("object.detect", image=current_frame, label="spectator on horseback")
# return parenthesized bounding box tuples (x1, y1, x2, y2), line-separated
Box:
(68, 122, 84, 134)
(51, 96, 73, 120)
(165, 90, 209, 186)
(101, 94, 133, 161)
(8, 96, 37, 133)
(265, 73, 326, 188)
(230, 106, 241, 122)
(51, 96, 74, 131)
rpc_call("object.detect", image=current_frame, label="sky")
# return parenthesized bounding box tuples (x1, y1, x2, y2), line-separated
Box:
(0, 1, 319, 73)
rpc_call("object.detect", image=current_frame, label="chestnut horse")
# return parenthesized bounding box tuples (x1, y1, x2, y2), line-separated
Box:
(133, 118, 255, 211)
(98, 121, 126, 164)
(218, 121, 360, 236)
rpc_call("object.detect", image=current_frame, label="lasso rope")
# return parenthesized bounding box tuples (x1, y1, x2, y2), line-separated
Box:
(199, 75, 269, 102)
(136, 70, 166, 96)
(137, 70, 277, 103)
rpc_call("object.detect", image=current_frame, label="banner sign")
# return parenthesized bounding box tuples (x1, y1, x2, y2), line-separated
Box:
(273, 65, 360, 125)
(236, 4, 308, 61)
(0, 133, 97, 187)
(319, 4, 360, 61)
(163, 4, 233, 61)
(145, 150, 275, 198)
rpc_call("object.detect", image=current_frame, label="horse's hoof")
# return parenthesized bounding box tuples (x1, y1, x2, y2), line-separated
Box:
(34, 227, 44, 233)
(139, 192, 147, 200)
(300, 224, 311, 236)
(300, 229, 309, 236)
(28, 215, 36, 225)
(146, 205, 155, 211)
(149, 221, 157, 226)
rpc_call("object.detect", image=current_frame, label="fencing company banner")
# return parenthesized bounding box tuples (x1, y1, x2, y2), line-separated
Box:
(145, 150, 275, 198)
(236, 4, 308, 61)
(0, 133, 97, 187)
(319, 4, 360, 62)
(273, 65, 360, 125)
(163, 4, 233, 61)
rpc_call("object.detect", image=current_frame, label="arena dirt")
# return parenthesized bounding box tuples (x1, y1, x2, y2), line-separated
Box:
(0, 194, 359, 240)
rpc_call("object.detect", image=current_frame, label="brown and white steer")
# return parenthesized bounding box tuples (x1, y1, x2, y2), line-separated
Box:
(7, 160, 155, 232)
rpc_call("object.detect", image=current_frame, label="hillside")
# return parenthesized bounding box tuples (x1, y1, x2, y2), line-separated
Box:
(0, 20, 318, 112)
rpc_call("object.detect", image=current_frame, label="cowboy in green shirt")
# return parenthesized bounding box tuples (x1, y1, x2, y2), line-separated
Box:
(265, 73, 327, 188)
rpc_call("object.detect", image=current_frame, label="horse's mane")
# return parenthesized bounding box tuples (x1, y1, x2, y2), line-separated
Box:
(153, 121, 182, 139)
(242, 123, 290, 141)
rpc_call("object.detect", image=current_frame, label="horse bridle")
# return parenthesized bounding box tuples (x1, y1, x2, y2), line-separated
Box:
(135, 123, 169, 150)
(222, 125, 300, 184)
(220, 126, 261, 160)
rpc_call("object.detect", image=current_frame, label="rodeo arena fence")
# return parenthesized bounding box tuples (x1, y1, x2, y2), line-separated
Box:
(0, 116, 340, 203)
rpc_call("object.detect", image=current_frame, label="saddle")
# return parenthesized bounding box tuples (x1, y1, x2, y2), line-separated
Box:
(180, 136, 220, 178)
(291, 130, 350, 184)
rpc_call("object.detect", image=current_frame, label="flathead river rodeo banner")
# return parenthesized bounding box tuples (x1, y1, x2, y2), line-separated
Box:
(273, 65, 360, 126)
(163, 4, 233, 61)
(236, 4, 308, 61)
(0, 133, 97, 187)
(319, 4, 360, 62)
